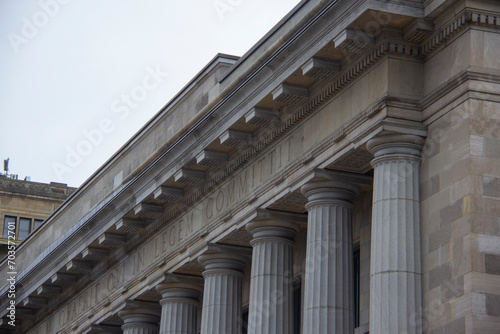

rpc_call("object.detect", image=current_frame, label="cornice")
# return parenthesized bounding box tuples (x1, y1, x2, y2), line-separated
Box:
(123, 42, 400, 252)
(0, 178, 75, 201)
(422, 67, 500, 124)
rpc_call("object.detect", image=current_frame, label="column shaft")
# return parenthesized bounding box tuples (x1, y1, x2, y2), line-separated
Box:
(122, 324, 159, 334)
(246, 220, 298, 334)
(367, 134, 424, 334)
(301, 181, 358, 334)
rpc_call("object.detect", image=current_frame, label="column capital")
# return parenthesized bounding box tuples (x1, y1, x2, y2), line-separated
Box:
(88, 324, 122, 334)
(198, 250, 248, 275)
(118, 300, 161, 326)
(156, 285, 201, 302)
(246, 219, 299, 243)
(301, 180, 359, 205)
(366, 134, 425, 159)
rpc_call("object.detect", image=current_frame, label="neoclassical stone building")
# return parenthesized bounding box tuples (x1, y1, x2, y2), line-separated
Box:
(1, 0, 499, 333)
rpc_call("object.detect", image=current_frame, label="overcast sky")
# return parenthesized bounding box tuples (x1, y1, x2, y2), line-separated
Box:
(0, 0, 301, 187)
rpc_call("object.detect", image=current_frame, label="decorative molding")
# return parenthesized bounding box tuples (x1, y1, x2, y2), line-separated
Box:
(65, 260, 93, 274)
(196, 149, 229, 168)
(98, 232, 126, 247)
(244, 107, 280, 127)
(219, 129, 253, 148)
(421, 9, 500, 57)
(174, 168, 206, 186)
(153, 186, 184, 202)
(22, 296, 47, 309)
(36, 284, 62, 298)
(302, 57, 341, 81)
(115, 218, 147, 234)
(334, 29, 374, 53)
(404, 18, 433, 44)
(272, 83, 309, 105)
(81, 246, 110, 261)
(50, 272, 77, 286)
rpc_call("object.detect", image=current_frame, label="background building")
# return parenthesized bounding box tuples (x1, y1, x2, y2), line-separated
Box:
(1, 0, 499, 333)
(0, 168, 76, 257)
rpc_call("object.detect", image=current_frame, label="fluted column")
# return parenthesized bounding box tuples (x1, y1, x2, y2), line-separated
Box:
(118, 301, 161, 334)
(246, 219, 299, 334)
(157, 280, 202, 334)
(366, 134, 424, 334)
(301, 180, 359, 333)
(199, 251, 248, 334)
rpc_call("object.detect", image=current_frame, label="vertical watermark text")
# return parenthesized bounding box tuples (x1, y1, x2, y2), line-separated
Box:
(5, 219, 17, 327)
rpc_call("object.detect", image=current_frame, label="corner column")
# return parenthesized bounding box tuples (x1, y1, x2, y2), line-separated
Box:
(198, 250, 248, 334)
(246, 219, 299, 334)
(301, 180, 359, 333)
(118, 301, 161, 334)
(156, 278, 202, 334)
(366, 134, 424, 334)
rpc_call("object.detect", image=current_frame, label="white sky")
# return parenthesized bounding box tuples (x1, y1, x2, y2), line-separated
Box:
(0, 0, 301, 187)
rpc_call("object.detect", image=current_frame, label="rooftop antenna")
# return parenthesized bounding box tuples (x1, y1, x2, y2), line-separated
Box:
(3, 158, 9, 175)
(1, 158, 18, 179)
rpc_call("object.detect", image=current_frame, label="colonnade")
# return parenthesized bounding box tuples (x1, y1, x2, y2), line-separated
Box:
(110, 135, 423, 334)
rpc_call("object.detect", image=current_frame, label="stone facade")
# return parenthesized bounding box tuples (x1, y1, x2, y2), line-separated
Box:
(0, 0, 499, 333)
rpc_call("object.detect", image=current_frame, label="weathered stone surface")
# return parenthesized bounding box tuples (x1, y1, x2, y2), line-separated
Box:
(486, 293, 500, 317)
(3, 2, 500, 334)
(485, 254, 500, 275)
(484, 177, 500, 198)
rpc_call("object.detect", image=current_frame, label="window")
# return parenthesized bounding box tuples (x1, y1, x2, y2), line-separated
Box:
(242, 309, 248, 334)
(293, 279, 302, 333)
(2, 216, 43, 240)
(3, 216, 16, 238)
(353, 248, 361, 328)
(33, 219, 43, 230)
(18, 218, 32, 240)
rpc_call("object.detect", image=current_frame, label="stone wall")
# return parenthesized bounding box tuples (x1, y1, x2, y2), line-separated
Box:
(420, 25, 500, 334)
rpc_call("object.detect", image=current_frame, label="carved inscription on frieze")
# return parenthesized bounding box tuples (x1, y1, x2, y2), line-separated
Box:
(29, 133, 302, 333)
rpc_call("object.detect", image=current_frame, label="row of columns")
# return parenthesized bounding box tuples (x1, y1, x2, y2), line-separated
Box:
(111, 134, 424, 334)
(115, 218, 299, 334)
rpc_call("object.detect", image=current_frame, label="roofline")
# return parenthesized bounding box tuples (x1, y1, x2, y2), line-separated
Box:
(219, 0, 310, 83)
